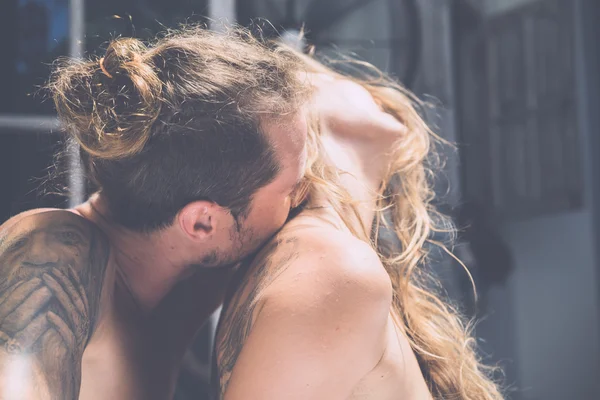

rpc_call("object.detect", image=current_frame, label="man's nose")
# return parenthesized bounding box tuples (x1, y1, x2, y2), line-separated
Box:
(22, 233, 59, 267)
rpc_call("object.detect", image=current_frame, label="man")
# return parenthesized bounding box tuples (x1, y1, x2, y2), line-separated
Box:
(0, 27, 311, 399)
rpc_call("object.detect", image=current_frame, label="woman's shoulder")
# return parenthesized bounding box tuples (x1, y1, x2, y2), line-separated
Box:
(260, 223, 393, 310)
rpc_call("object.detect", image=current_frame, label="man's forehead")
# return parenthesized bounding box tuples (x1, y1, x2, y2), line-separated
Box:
(262, 107, 308, 144)
(0, 211, 90, 246)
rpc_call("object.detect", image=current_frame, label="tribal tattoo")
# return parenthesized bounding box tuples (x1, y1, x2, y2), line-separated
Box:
(216, 236, 299, 398)
(0, 211, 110, 399)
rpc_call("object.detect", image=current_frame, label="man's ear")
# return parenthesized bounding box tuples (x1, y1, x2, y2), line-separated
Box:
(178, 201, 221, 241)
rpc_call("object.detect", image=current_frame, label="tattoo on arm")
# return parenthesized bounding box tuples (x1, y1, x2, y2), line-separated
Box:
(216, 236, 299, 398)
(0, 211, 110, 399)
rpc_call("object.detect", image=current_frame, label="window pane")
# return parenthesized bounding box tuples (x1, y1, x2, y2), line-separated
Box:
(0, 0, 70, 115)
(85, 0, 209, 57)
(0, 129, 66, 222)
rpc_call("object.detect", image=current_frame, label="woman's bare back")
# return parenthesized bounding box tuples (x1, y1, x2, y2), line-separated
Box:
(215, 211, 432, 399)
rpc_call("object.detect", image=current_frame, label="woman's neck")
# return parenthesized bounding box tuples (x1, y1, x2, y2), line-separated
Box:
(305, 172, 379, 242)
(315, 134, 385, 235)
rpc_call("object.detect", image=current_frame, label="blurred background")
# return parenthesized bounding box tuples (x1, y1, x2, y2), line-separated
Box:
(1, 0, 599, 399)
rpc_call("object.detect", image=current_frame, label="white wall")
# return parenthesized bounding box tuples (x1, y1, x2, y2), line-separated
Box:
(481, 1, 600, 399)
(485, 0, 538, 16)
(499, 212, 599, 399)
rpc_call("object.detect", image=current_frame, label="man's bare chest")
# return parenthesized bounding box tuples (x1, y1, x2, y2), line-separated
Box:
(79, 277, 213, 400)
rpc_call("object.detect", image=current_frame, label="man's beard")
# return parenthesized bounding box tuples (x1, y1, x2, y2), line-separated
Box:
(191, 222, 257, 270)
(2, 262, 64, 291)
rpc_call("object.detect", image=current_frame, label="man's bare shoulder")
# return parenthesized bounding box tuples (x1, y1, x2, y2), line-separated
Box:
(0, 207, 112, 398)
(2, 208, 57, 228)
(1, 208, 94, 233)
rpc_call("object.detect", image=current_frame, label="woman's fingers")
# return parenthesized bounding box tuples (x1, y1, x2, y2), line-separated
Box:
(46, 311, 76, 351)
(46, 269, 87, 319)
(65, 265, 89, 315)
(42, 274, 84, 335)
(2, 286, 52, 331)
(6, 313, 50, 354)
(0, 278, 41, 322)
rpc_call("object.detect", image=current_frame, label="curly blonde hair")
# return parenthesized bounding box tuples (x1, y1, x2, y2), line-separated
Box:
(283, 45, 504, 400)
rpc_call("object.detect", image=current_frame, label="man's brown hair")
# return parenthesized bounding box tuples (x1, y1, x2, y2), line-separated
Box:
(49, 26, 309, 231)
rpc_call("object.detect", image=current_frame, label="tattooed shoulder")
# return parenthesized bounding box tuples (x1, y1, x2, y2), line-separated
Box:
(216, 234, 300, 397)
(0, 210, 111, 399)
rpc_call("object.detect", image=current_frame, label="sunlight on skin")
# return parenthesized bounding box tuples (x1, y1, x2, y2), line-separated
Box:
(2, 355, 51, 400)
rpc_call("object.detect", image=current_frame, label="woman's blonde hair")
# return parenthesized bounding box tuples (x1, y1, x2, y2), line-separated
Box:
(281, 44, 504, 400)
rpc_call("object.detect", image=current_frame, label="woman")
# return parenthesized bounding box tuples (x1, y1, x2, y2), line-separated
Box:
(213, 33, 503, 399)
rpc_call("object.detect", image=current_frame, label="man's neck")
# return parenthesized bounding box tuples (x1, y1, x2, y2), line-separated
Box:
(75, 195, 194, 313)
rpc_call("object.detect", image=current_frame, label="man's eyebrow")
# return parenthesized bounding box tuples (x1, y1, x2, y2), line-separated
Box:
(0, 221, 88, 255)
(49, 222, 88, 237)
(0, 231, 31, 255)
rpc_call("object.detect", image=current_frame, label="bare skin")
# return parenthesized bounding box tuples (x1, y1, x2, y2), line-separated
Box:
(215, 74, 433, 400)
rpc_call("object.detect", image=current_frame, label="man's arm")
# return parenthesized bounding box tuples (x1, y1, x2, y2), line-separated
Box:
(222, 235, 393, 400)
(0, 210, 111, 399)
